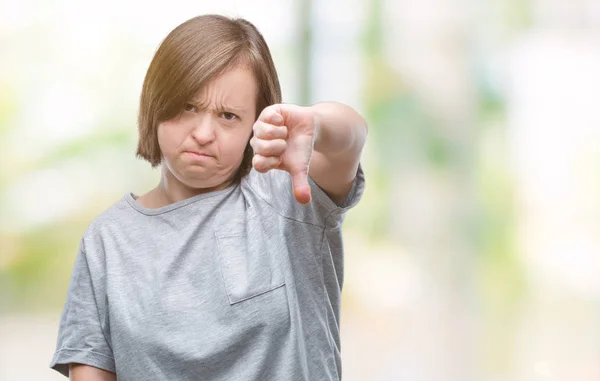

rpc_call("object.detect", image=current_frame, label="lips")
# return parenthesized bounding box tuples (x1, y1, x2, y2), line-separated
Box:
(184, 151, 214, 157)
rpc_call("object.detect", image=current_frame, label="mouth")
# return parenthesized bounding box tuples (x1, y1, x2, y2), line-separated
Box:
(184, 151, 214, 158)
(182, 151, 216, 164)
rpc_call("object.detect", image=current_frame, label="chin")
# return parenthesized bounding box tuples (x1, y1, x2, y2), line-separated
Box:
(181, 171, 230, 189)
(168, 161, 235, 189)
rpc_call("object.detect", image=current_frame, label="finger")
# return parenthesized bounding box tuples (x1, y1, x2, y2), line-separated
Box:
(259, 106, 284, 126)
(253, 121, 288, 140)
(252, 154, 282, 173)
(250, 137, 287, 157)
(291, 170, 311, 205)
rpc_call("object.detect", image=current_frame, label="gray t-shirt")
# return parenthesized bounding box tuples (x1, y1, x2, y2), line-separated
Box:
(50, 165, 365, 380)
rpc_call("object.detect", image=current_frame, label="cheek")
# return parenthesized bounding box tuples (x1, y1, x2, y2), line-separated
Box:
(220, 129, 252, 159)
(158, 124, 186, 156)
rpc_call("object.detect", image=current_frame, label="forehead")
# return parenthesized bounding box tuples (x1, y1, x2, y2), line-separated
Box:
(193, 67, 258, 109)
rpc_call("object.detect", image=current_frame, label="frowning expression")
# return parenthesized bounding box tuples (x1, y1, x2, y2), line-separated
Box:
(157, 67, 258, 189)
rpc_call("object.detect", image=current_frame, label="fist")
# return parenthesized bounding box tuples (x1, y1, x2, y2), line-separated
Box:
(250, 104, 318, 205)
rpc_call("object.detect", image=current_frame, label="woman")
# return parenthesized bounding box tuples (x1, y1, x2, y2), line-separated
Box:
(50, 14, 366, 381)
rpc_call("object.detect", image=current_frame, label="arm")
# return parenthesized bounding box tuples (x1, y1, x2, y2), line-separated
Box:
(309, 102, 368, 205)
(251, 101, 367, 205)
(70, 363, 116, 381)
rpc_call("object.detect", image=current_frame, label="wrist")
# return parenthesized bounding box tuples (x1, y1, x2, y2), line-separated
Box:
(310, 105, 323, 152)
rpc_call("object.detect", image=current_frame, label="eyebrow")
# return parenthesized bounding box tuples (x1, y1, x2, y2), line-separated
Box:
(189, 99, 249, 114)
(218, 103, 248, 113)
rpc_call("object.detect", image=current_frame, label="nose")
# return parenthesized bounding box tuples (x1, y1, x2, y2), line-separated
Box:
(191, 114, 216, 145)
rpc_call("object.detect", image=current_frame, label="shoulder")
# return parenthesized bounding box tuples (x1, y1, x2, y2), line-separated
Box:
(78, 195, 132, 260)
(241, 165, 365, 228)
(85, 196, 130, 234)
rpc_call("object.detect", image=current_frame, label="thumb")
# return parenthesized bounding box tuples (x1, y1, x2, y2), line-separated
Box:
(291, 170, 311, 205)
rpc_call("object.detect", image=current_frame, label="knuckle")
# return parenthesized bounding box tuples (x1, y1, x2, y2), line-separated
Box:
(252, 155, 265, 171)
(273, 126, 286, 139)
(256, 122, 267, 137)
(269, 140, 284, 155)
(261, 106, 274, 120)
(260, 125, 274, 139)
(253, 154, 276, 173)
(256, 139, 268, 153)
(265, 143, 276, 155)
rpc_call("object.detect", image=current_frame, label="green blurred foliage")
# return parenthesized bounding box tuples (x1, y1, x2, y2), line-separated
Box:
(1, 1, 523, 327)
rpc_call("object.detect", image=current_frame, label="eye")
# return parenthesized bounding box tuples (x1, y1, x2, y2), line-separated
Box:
(184, 103, 197, 112)
(221, 112, 238, 121)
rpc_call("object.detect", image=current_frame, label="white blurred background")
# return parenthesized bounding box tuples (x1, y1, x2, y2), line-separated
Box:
(1, 0, 599, 380)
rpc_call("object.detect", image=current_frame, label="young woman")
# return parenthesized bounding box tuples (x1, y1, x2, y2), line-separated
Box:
(50, 14, 367, 381)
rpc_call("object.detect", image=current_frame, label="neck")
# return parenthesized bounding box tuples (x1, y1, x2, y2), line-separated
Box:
(156, 168, 233, 205)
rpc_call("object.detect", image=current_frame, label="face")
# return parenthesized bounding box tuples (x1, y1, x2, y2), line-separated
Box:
(157, 67, 257, 190)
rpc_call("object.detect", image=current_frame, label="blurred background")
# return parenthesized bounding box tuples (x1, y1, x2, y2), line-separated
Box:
(1, 0, 599, 380)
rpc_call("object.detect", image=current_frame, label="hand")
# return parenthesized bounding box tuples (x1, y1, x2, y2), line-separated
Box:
(250, 104, 318, 205)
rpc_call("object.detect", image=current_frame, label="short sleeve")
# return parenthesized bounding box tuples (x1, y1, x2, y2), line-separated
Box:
(242, 162, 365, 227)
(50, 244, 115, 377)
(308, 162, 365, 211)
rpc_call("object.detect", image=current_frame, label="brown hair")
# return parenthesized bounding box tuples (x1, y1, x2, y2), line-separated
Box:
(136, 14, 282, 183)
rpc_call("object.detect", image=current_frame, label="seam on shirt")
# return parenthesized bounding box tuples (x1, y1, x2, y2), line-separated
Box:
(124, 184, 239, 216)
(80, 247, 114, 353)
(230, 282, 286, 304)
(317, 226, 340, 375)
(242, 165, 363, 228)
(319, 169, 362, 229)
(213, 231, 234, 305)
(55, 347, 116, 361)
(312, 163, 364, 229)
